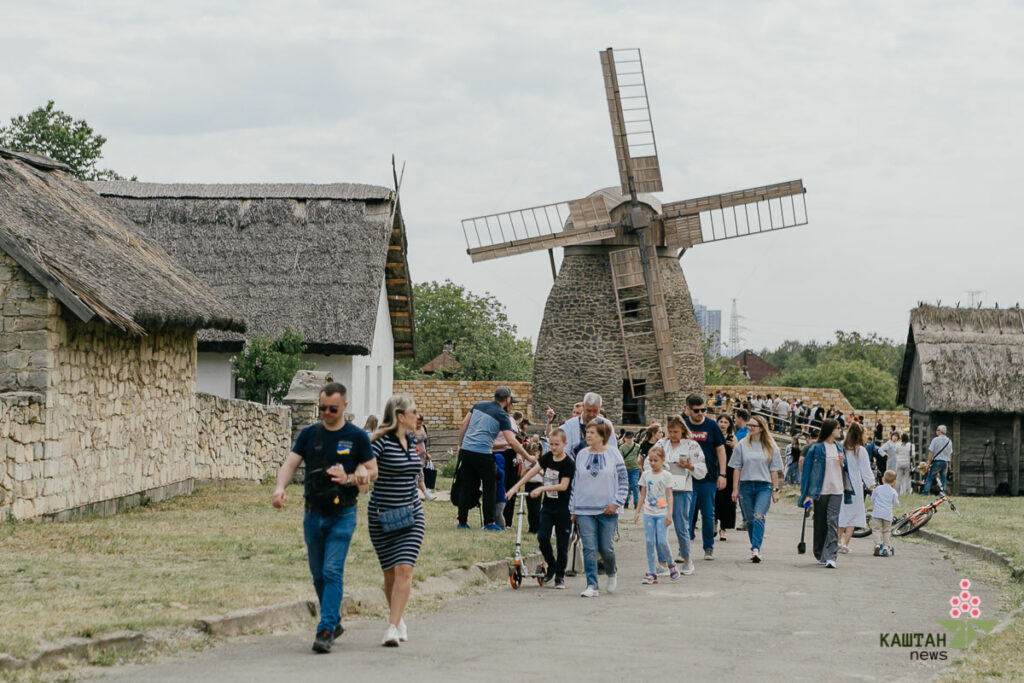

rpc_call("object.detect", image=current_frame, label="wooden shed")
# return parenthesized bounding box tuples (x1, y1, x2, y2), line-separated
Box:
(897, 305, 1024, 496)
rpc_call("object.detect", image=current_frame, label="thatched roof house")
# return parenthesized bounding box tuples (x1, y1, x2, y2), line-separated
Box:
(89, 179, 414, 415)
(0, 149, 243, 335)
(897, 304, 1024, 495)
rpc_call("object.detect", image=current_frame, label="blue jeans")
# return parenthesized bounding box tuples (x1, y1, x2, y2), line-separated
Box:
(643, 513, 673, 574)
(576, 513, 618, 589)
(627, 469, 641, 508)
(737, 481, 772, 551)
(304, 505, 357, 633)
(672, 490, 692, 560)
(923, 460, 948, 495)
(689, 480, 717, 551)
(785, 459, 800, 484)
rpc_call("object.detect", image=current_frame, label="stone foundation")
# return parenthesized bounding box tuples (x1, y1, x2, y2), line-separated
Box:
(195, 393, 291, 481)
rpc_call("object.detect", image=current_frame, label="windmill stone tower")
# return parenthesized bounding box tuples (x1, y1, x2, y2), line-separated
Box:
(461, 48, 809, 425)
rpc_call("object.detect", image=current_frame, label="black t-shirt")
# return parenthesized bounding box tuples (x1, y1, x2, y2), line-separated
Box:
(684, 416, 726, 482)
(293, 421, 374, 499)
(538, 452, 575, 510)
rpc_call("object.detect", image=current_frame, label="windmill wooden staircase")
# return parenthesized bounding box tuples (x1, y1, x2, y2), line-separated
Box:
(609, 247, 680, 399)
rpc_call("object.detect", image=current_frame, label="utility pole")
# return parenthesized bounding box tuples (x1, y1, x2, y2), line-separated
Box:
(966, 290, 985, 307)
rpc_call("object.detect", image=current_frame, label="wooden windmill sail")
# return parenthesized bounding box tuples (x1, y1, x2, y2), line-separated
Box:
(461, 48, 808, 409)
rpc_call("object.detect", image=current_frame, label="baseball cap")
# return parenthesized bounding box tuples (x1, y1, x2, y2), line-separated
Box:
(494, 386, 514, 403)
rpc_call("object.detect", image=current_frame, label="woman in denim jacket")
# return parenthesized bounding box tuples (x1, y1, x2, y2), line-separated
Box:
(799, 419, 855, 568)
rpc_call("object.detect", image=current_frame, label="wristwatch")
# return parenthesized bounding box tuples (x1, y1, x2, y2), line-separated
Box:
(772, 487, 780, 492)
(718, 474, 726, 478)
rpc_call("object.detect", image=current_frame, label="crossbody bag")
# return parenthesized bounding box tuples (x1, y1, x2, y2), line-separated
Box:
(306, 425, 359, 515)
(377, 435, 417, 532)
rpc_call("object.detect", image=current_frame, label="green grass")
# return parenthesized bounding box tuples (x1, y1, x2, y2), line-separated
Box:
(0, 480, 531, 660)
(894, 493, 1024, 682)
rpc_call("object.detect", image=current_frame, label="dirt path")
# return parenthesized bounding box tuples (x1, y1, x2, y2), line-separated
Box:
(100, 502, 1000, 682)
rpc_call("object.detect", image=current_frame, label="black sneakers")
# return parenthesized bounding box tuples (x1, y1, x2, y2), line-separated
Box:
(333, 623, 344, 639)
(312, 629, 333, 653)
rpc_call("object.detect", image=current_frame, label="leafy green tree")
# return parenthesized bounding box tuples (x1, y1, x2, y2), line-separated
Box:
(232, 328, 315, 404)
(821, 330, 905, 379)
(0, 101, 129, 181)
(394, 280, 533, 381)
(703, 329, 744, 385)
(775, 359, 898, 410)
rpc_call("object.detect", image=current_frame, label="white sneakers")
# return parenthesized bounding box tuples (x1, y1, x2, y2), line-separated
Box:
(838, 544, 850, 554)
(605, 574, 617, 593)
(680, 560, 695, 576)
(382, 623, 401, 647)
(825, 559, 837, 569)
(397, 618, 407, 642)
(655, 564, 670, 576)
(580, 585, 600, 598)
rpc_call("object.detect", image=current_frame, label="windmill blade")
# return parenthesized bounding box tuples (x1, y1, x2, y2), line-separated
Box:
(661, 179, 807, 249)
(462, 197, 615, 263)
(600, 48, 663, 196)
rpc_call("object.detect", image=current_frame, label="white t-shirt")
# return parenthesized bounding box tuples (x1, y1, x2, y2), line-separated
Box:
(640, 469, 674, 517)
(821, 442, 844, 495)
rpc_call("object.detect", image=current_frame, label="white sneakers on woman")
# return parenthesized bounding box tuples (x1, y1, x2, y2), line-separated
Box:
(580, 585, 600, 598)
(605, 574, 617, 593)
(382, 619, 408, 646)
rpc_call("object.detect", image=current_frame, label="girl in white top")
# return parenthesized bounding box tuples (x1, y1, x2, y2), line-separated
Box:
(837, 423, 877, 553)
(891, 433, 915, 494)
(650, 416, 706, 575)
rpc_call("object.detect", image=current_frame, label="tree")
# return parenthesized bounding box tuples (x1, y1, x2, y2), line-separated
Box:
(0, 101, 129, 181)
(232, 328, 315, 404)
(702, 329, 744, 385)
(394, 280, 533, 381)
(773, 359, 898, 410)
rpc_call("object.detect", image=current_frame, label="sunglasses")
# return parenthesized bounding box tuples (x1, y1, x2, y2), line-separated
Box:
(318, 405, 340, 414)
(691, 407, 706, 413)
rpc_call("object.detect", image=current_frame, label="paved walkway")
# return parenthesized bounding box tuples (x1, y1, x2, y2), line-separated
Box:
(102, 502, 999, 682)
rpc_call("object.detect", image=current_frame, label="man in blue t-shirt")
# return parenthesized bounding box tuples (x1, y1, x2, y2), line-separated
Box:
(923, 425, 953, 494)
(684, 394, 727, 561)
(456, 386, 532, 530)
(272, 382, 376, 654)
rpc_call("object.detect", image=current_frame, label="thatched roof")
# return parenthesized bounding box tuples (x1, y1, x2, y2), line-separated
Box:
(89, 180, 415, 357)
(897, 305, 1024, 413)
(0, 148, 244, 335)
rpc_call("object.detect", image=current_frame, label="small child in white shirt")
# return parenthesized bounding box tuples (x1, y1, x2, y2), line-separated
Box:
(635, 447, 678, 584)
(870, 469, 900, 557)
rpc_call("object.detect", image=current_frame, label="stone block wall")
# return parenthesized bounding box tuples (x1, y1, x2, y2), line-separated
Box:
(1, 256, 298, 520)
(0, 253, 59, 393)
(393, 380, 533, 429)
(195, 393, 292, 481)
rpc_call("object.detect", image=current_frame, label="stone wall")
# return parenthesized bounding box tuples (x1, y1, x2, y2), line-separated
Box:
(533, 251, 704, 426)
(393, 380, 533, 429)
(0, 256, 297, 520)
(195, 393, 291, 481)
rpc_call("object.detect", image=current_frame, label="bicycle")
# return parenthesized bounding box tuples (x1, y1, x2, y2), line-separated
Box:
(891, 487, 960, 537)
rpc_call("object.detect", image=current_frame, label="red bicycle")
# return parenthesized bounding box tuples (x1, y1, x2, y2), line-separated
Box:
(891, 487, 960, 537)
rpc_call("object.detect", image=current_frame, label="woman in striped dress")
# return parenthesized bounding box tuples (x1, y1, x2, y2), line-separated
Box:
(369, 394, 425, 647)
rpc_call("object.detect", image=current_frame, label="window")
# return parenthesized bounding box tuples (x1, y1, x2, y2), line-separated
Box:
(622, 378, 646, 425)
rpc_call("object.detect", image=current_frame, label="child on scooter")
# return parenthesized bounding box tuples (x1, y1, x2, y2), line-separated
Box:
(507, 428, 576, 588)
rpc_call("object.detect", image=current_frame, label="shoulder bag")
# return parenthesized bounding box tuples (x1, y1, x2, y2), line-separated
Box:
(376, 435, 417, 532)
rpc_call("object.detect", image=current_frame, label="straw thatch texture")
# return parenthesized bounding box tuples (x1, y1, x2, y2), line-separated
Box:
(898, 305, 1024, 413)
(91, 182, 398, 355)
(0, 149, 244, 335)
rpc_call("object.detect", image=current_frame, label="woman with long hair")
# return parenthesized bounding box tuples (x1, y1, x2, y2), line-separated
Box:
(714, 413, 737, 542)
(368, 395, 426, 646)
(637, 422, 663, 471)
(800, 419, 856, 568)
(837, 422, 877, 553)
(729, 415, 783, 562)
(570, 420, 628, 598)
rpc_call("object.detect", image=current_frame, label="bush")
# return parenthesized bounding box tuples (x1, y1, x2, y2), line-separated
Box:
(232, 328, 315, 404)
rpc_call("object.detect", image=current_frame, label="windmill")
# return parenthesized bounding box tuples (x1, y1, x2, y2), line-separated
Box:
(461, 48, 808, 425)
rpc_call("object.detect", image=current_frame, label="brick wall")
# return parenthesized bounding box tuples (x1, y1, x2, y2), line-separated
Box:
(393, 380, 533, 429)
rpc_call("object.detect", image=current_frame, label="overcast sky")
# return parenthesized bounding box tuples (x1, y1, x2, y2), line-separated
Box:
(5, 1, 1023, 353)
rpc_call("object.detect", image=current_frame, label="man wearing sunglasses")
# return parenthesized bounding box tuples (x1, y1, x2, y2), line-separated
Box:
(684, 394, 727, 561)
(272, 382, 376, 654)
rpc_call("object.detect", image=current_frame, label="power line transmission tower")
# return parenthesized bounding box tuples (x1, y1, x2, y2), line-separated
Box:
(729, 298, 742, 352)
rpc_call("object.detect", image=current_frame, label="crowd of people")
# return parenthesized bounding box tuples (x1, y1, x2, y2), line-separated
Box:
(270, 381, 951, 654)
